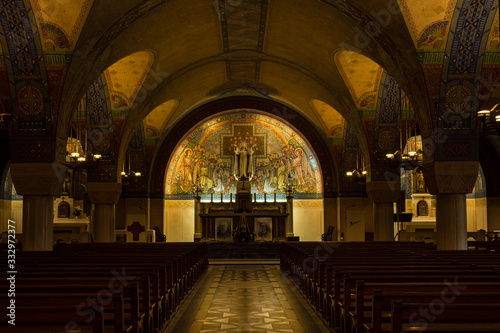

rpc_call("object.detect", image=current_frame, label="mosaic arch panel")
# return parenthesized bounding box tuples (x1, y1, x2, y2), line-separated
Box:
(165, 111, 322, 199)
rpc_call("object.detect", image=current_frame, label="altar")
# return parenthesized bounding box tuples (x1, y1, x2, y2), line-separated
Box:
(53, 197, 90, 243)
(195, 161, 293, 241)
(197, 193, 290, 241)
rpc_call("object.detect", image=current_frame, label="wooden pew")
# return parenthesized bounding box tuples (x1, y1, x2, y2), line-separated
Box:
(1, 284, 143, 333)
(358, 288, 500, 333)
(341, 275, 500, 333)
(280, 241, 500, 332)
(0, 303, 105, 333)
(391, 301, 500, 333)
(2, 242, 208, 332)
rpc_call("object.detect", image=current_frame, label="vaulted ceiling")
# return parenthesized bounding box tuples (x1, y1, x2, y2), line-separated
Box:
(1, 0, 499, 194)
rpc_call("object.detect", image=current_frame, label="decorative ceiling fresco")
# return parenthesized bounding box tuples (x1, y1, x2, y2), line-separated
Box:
(165, 111, 322, 199)
(143, 99, 179, 139)
(217, 0, 268, 83)
(104, 51, 155, 110)
(398, 0, 455, 47)
(31, 0, 94, 51)
(2, 0, 500, 200)
(335, 51, 383, 108)
(486, 12, 500, 50)
(310, 99, 344, 138)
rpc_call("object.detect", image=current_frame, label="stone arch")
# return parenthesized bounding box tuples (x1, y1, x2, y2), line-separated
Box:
(149, 96, 338, 199)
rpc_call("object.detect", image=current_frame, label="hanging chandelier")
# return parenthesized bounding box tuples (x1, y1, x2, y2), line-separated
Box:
(121, 150, 142, 179)
(346, 148, 367, 184)
(66, 128, 102, 164)
(385, 88, 422, 171)
(478, 103, 500, 135)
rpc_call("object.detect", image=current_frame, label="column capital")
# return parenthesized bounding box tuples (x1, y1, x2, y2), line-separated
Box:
(423, 161, 478, 194)
(10, 162, 65, 196)
(87, 182, 122, 204)
(366, 181, 401, 203)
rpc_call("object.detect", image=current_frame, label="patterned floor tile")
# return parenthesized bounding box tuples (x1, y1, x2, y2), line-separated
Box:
(166, 265, 329, 333)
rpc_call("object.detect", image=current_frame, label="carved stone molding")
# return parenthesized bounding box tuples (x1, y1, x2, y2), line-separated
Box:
(10, 162, 65, 196)
(366, 181, 401, 203)
(423, 161, 479, 194)
(87, 182, 122, 205)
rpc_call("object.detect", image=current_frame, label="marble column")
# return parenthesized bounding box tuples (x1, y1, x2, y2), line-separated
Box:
(93, 203, 116, 242)
(366, 181, 401, 241)
(373, 201, 395, 241)
(436, 194, 467, 250)
(424, 161, 478, 250)
(10, 163, 65, 251)
(87, 182, 122, 243)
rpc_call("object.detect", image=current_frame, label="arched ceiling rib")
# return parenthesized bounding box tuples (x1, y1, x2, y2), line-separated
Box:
(104, 51, 154, 108)
(144, 99, 179, 138)
(30, 0, 94, 51)
(398, 0, 455, 46)
(335, 51, 383, 108)
(49, 0, 434, 181)
(310, 99, 345, 137)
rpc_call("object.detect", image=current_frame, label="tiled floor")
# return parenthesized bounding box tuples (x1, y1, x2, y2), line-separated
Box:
(167, 264, 329, 333)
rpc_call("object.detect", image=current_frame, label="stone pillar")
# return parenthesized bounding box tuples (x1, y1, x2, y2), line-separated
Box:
(286, 195, 294, 238)
(487, 197, 500, 232)
(10, 163, 65, 251)
(424, 161, 478, 250)
(373, 202, 394, 241)
(87, 182, 122, 243)
(194, 195, 202, 241)
(366, 181, 401, 241)
(149, 197, 164, 232)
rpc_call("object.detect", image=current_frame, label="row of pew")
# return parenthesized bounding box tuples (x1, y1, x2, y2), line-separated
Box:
(280, 241, 500, 333)
(1, 242, 208, 333)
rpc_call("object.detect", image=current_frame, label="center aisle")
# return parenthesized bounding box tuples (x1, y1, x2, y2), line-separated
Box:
(166, 264, 330, 333)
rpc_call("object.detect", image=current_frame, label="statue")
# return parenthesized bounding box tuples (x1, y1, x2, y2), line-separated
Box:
(233, 140, 255, 180)
(62, 171, 71, 196)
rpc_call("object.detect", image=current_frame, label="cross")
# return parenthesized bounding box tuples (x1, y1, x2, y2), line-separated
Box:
(377, 130, 396, 151)
(17, 85, 44, 116)
(127, 222, 146, 241)
(221, 124, 266, 157)
(445, 85, 472, 115)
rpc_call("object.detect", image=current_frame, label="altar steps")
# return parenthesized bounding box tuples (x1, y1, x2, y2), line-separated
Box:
(207, 242, 281, 261)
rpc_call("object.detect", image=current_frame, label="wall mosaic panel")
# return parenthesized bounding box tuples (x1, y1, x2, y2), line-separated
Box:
(165, 112, 322, 197)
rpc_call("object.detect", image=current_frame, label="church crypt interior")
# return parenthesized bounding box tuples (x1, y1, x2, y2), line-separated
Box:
(1, 0, 500, 332)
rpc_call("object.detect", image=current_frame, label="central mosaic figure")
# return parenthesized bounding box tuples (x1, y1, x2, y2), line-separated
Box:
(233, 140, 255, 180)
